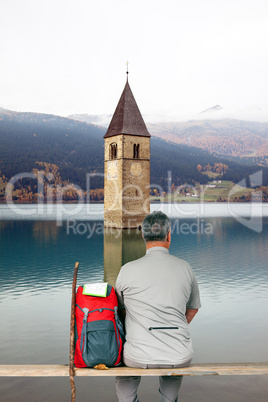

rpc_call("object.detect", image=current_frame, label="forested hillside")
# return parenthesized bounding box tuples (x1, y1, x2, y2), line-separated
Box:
(0, 108, 267, 202)
(0, 109, 105, 189)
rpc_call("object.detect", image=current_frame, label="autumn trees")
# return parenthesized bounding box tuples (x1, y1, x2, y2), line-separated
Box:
(197, 162, 229, 174)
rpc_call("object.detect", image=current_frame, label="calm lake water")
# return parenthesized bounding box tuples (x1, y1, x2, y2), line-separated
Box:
(0, 203, 268, 401)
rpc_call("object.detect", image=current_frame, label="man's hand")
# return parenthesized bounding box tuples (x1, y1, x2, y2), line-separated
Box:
(185, 308, 198, 324)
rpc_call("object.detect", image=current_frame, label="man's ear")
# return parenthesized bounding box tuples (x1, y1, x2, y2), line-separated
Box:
(167, 231, 171, 243)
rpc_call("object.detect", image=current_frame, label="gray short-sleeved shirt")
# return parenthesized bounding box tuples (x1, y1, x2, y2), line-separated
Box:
(115, 246, 201, 366)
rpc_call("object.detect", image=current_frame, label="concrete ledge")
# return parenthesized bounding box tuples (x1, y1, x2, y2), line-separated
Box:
(1, 363, 268, 377)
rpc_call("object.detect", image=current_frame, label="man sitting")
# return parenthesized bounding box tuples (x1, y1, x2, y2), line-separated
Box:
(115, 211, 201, 402)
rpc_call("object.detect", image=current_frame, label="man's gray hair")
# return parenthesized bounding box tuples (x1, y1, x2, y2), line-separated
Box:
(142, 211, 171, 243)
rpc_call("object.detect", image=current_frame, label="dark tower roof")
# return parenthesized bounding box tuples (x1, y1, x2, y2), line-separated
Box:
(104, 81, 151, 138)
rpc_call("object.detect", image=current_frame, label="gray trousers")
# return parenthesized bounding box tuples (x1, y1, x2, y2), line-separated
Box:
(115, 357, 192, 402)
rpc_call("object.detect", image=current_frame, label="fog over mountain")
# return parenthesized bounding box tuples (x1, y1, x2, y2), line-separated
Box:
(68, 113, 112, 127)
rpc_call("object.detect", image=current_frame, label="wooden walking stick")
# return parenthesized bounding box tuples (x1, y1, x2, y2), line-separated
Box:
(69, 262, 79, 402)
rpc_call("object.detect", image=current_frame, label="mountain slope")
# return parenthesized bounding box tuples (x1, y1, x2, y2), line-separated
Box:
(0, 108, 106, 188)
(69, 114, 268, 162)
(147, 119, 268, 161)
(0, 109, 267, 193)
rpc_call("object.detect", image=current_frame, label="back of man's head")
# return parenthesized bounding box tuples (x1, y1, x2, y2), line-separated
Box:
(142, 211, 171, 243)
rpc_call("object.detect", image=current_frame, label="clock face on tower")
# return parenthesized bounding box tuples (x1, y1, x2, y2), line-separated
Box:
(130, 162, 142, 177)
(107, 160, 118, 180)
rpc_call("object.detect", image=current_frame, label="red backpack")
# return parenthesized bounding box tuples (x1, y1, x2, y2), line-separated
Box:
(74, 284, 124, 368)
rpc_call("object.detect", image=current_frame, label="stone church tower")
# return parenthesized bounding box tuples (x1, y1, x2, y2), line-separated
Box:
(104, 78, 151, 229)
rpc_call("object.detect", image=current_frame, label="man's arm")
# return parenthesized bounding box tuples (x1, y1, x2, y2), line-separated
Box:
(185, 308, 198, 324)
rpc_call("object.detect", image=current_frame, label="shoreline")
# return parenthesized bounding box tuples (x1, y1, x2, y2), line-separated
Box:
(1, 202, 268, 221)
(1, 199, 267, 205)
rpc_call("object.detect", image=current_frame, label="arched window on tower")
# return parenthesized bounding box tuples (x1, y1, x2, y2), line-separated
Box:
(133, 143, 140, 159)
(110, 143, 117, 159)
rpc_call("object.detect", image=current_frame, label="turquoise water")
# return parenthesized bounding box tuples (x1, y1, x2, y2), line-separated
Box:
(0, 204, 268, 400)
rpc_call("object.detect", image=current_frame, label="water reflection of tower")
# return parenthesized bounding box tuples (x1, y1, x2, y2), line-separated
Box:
(103, 228, 146, 287)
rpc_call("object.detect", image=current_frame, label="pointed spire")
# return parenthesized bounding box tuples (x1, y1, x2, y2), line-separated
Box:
(104, 81, 151, 138)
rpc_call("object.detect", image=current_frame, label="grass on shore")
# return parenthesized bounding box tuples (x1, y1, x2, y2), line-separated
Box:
(150, 180, 255, 202)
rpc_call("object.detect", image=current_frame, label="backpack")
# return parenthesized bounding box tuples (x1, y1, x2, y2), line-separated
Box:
(74, 284, 124, 368)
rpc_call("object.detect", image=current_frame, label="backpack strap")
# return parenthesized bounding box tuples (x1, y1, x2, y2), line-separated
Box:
(76, 306, 90, 353)
(114, 306, 125, 342)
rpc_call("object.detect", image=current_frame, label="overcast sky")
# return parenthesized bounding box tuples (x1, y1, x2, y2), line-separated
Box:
(1, 0, 268, 121)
